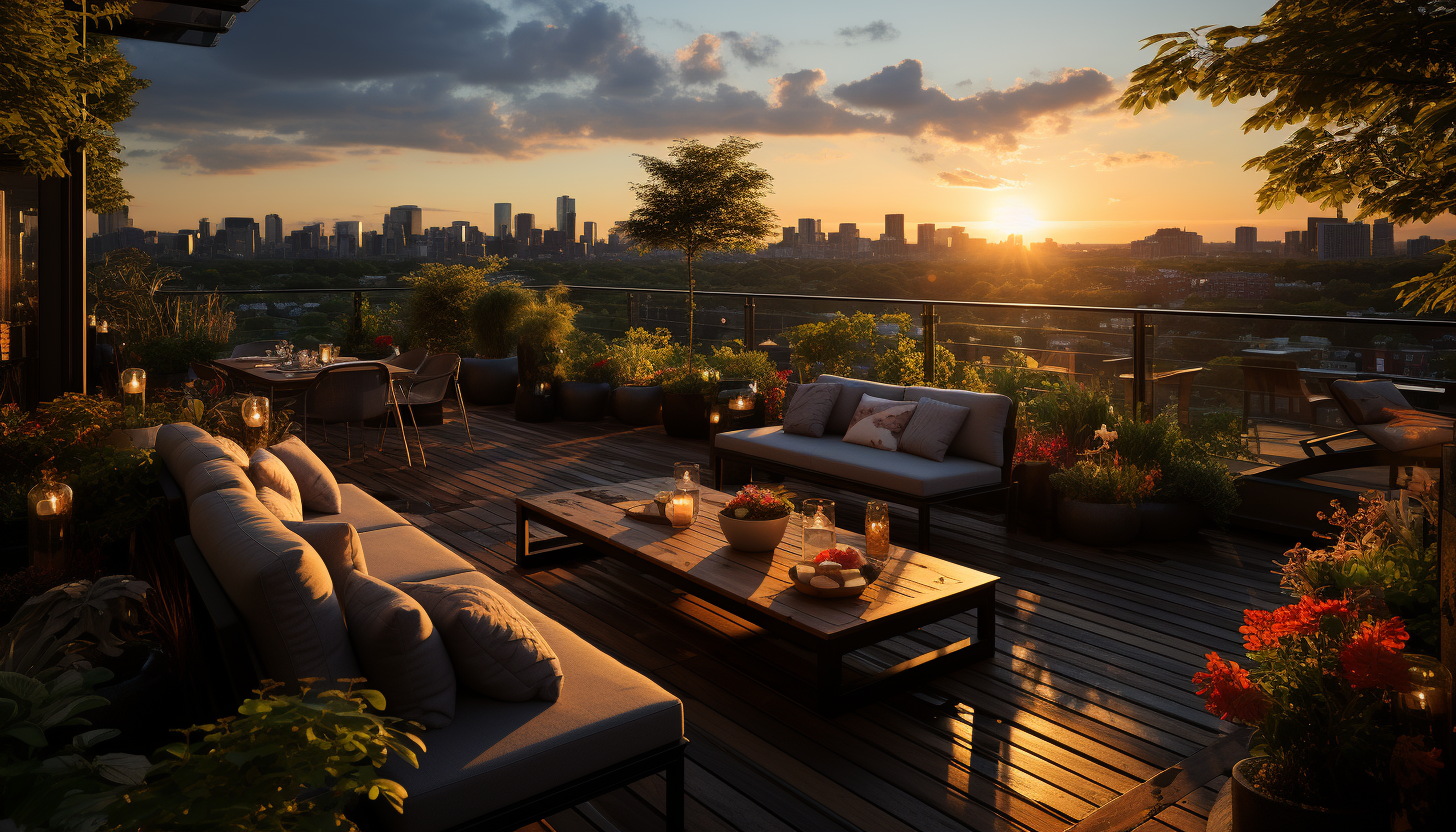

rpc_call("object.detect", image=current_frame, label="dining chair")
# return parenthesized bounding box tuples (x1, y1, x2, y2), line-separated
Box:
(383, 347, 428, 372)
(231, 339, 286, 359)
(393, 353, 474, 466)
(299, 363, 412, 465)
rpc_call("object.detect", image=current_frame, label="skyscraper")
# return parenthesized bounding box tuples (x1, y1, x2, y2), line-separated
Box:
(515, 213, 536, 241)
(796, 218, 821, 242)
(884, 214, 905, 242)
(1305, 217, 1345, 254)
(1284, 230, 1301, 252)
(98, 207, 131, 236)
(1407, 236, 1447, 257)
(1372, 218, 1395, 256)
(221, 217, 259, 258)
(334, 221, 362, 257)
(1318, 221, 1371, 260)
(387, 205, 423, 238)
(198, 218, 211, 239)
(264, 214, 283, 246)
(556, 196, 577, 241)
(493, 203, 512, 238)
(581, 221, 598, 247)
(916, 223, 936, 247)
(1234, 226, 1256, 253)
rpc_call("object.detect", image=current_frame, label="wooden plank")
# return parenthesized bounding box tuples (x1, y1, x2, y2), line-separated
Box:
(1065, 728, 1251, 832)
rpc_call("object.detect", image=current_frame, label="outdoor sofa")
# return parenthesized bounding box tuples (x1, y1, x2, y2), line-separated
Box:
(153, 423, 686, 832)
(711, 375, 1017, 547)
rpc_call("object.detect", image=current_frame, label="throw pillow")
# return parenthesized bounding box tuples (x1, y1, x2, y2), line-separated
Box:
(269, 436, 343, 514)
(402, 581, 563, 702)
(284, 521, 367, 599)
(842, 394, 918, 452)
(899, 397, 972, 462)
(782, 383, 841, 437)
(343, 572, 456, 729)
(256, 486, 303, 523)
(212, 435, 251, 467)
(249, 449, 303, 517)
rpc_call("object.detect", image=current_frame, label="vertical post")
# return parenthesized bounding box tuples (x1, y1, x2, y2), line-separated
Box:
(922, 303, 937, 385)
(1131, 310, 1147, 418)
(36, 142, 86, 403)
(627, 291, 641, 330)
(1440, 445, 1455, 679)
(744, 295, 756, 349)
(351, 291, 363, 346)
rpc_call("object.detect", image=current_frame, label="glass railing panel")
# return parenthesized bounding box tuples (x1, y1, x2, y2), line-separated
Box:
(933, 304, 1133, 399)
(753, 295, 919, 382)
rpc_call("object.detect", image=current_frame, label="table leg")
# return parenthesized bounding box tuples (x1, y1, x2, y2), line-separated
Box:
(514, 504, 592, 569)
(816, 648, 844, 703)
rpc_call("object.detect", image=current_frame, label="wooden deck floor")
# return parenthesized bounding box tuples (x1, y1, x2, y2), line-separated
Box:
(310, 404, 1292, 832)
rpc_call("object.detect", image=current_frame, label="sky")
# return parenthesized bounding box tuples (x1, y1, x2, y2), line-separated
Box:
(110, 0, 1456, 245)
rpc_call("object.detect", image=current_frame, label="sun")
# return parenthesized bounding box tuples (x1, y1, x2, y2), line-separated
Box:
(989, 200, 1040, 239)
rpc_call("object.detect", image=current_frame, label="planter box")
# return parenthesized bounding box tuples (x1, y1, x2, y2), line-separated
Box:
(662, 391, 711, 439)
(1056, 499, 1139, 547)
(556, 381, 611, 422)
(611, 385, 663, 426)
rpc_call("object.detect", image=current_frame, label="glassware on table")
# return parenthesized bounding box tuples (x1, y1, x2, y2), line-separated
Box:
(668, 487, 696, 528)
(672, 462, 701, 517)
(801, 499, 835, 554)
(863, 500, 890, 582)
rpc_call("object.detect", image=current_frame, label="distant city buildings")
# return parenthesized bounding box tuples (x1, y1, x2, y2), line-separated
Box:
(1318, 221, 1371, 260)
(1408, 235, 1447, 257)
(494, 203, 512, 239)
(1234, 226, 1256, 253)
(555, 196, 576, 243)
(264, 214, 283, 247)
(97, 207, 131, 236)
(884, 214, 905, 242)
(1131, 227, 1202, 259)
(1372, 218, 1394, 256)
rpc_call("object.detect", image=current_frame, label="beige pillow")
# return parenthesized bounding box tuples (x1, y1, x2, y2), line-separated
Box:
(284, 521, 366, 598)
(212, 435, 251, 467)
(782, 382, 841, 437)
(899, 397, 972, 462)
(249, 449, 302, 517)
(257, 486, 302, 523)
(842, 394, 917, 452)
(402, 581, 562, 702)
(269, 436, 343, 514)
(181, 457, 255, 505)
(344, 572, 456, 729)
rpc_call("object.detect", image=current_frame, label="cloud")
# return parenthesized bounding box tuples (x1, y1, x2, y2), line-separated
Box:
(1095, 150, 1184, 171)
(721, 31, 781, 66)
(1107, 197, 1121, 204)
(935, 168, 1021, 189)
(159, 135, 337, 175)
(677, 34, 724, 83)
(836, 21, 900, 43)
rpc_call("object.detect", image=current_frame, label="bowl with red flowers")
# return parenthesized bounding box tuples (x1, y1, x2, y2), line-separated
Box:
(789, 546, 880, 598)
(717, 485, 794, 552)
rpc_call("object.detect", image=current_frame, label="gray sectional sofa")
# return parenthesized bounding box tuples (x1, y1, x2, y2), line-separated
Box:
(711, 375, 1016, 547)
(154, 423, 686, 832)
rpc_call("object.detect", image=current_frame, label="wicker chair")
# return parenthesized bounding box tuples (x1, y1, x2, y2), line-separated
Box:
(394, 353, 473, 466)
(299, 363, 412, 464)
(230, 340, 286, 359)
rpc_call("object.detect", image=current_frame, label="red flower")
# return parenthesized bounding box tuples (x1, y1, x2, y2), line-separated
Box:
(374, 335, 393, 348)
(1339, 618, 1411, 691)
(1390, 735, 1444, 789)
(591, 359, 610, 368)
(1192, 652, 1270, 723)
(1240, 595, 1355, 652)
(814, 547, 866, 569)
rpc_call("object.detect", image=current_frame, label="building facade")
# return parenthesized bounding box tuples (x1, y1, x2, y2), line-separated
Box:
(493, 203, 512, 239)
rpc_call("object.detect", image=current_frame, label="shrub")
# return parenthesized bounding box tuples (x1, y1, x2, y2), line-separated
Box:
(402, 259, 507, 354)
(605, 328, 682, 386)
(471, 280, 537, 359)
(515, 285, 579, 383)
(1049, 453, 1160, 505)
(561, 330, 612, 383)
(1112, 410, 1240, 524)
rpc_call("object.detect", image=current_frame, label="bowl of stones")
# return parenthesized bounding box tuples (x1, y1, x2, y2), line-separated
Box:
(788, 546, 883, 599)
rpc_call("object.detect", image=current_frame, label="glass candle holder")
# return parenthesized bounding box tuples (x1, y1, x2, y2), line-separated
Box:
(1398, 654, 1453, 755)
(865, 500, 890, 558)
(242, 396, 270, 429)
(729, 393, 755, 411)
(28, 481, 73, 571)
(120, 367, 146, 414)
(801, 499, 835, 554)
(669, 488, 696, 528)
(319, 343, 335, 364)
(709, 406, 721, 425)
(673, 462, 701, 517)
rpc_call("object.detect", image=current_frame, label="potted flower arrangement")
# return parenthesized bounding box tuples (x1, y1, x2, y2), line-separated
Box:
(717, 485, 794, 552)
(606, 328, 677, 426)
(1048, 425, 1159, 546)
(1110, 411, 1240, 539)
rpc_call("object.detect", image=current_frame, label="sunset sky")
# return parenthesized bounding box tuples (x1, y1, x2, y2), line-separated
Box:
(111, 0, 1456, 245)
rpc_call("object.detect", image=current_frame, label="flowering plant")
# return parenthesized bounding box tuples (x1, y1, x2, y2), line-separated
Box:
(373, 335, 393, 349)
(1012, 424, 1075, 467)
(722, 484, 793, 521)
(1048, 452, 1160, 505)
(1193, 596, 1441, 812)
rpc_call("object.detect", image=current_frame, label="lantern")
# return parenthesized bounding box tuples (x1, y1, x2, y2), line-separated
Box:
(28, 481, 73, 571)
(865, 500, 890, 558)
(242, 396, 270, 428)
(673, 462, 701, 517)
(120, 368, 146, 414)
(319, 343, 336, 364)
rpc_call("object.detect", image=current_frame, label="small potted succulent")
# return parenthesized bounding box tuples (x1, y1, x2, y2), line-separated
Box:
(717, 485, 794, 553)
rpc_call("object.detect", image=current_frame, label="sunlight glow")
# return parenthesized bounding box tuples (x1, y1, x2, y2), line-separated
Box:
(989, 200, 1040, 238)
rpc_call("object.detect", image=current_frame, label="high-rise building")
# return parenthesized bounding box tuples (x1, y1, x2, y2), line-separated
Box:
(916, 223, 936, 247)
(1304, 217, 1345, 254)
(387, 205, 423, 238)
(1284, 230, 1302, 252)
(884, 214, 905, 242)
(1318, 221, 1371, 260)
(1372, 218, 1395, 256)
(97, 207, 131, 236)
(264, 214, 283, 246)
(1407, 236, 1447, 257)
(796, 218, 821, 243)
(334, 221, 362, 257)
(1234, 226, 1257, 253)
(581, 221, 598, 247)
(556, 196, 576, 241)
(837, 223, 859, 250)
(1131, 227, 1203, 258)
(221, 217, 259, 258)
(493, 203, 512, 239)
(198, 218, 211, 240)
(515, 213, 536, 241)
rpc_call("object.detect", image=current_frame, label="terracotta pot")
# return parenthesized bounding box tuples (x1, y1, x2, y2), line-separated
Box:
(1056, 499, 1140, 547)
(717, 511, 791, 553)
(661, 391, 712, 439)
(1229, 758, 1384, 832)
(611, 385, 663, 426)
(556, 381, 611, 421)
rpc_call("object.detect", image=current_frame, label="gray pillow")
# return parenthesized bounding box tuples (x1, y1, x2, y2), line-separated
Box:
(269, 436, 343, 514)
(903, 386, 1013, 467)
(899, 397, 972, 462)
(782, 382, 841, 437)
(402, 581, 563, 702)
(284, 521, 367, 600)
(816, 375, 906, 435)
(343, 571, 456, 729)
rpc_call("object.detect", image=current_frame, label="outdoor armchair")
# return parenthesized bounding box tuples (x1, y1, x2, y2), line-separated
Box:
(393, 352, 474, 466)
(299, 362, 412, 464)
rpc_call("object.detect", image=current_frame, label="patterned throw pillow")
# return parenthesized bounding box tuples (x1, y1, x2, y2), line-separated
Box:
(842, 394, 918, 452)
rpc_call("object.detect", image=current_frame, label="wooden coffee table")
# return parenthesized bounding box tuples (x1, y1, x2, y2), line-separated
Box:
(515, 478, 999, 710)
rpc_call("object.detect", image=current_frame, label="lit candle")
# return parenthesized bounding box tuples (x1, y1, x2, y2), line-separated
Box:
(729, 395, 754, 411)
(121, 367, 146, 394)
(28, 482, 72, 571)
(97, 320, 108, 334)
(801, 499, 836, 553)
(1398, 655, 1453, 756)
(242, 396, 269, 428)
(120, 368, 146, 420)
(319, 343, 335, 364)
(534, 381, 550, 396)
(865, 500, 889, 557)
(709, 407, 721, 425)
(670, 490, 695, 527)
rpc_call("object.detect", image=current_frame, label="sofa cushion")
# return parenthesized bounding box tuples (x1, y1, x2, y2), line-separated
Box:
(1357, 420, 1452, 454)
(300, 483, 409, 533)
(257, 486, 303, 523)
(815, 375, 906, 435)
(268, 435, 343, 513)
(285, 521, 367, 599)
(715, 426, 1002, 497)
(249, 449, 303, 517)
(842, 394, 917, 452)
(1331, 379, 1409, 425)
(343, 572, 456, 729)
(401, 581, 563, 702)
(357, 525, 475, 585)
(372, 570, 682, 832)
(155, 421, 210, 459)
(212, 436, 251, 467)
(782, 382, 840, 437)
(156, 423, 234, 484)
(181, 457, 255, 506)
(899, 397, 972, 462)
(189, 488, 360, 685)
(903, 386, 1013, 468)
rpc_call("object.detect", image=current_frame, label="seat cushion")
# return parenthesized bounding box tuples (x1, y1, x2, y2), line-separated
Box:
(285, 521, 367, 598)
(782, 382, 840, 437)
(343, 572, 456, 730)
(1331, 379, 1410, 425)
(181, 457, 255, 506)
(268, 435, 343, 514)
(903, 386, 1013, 467)
(189, 488, 360, 685)
(372, 570, 682, 832)
(357, 525, 476, 585)
(814, 375, 906, 435)
(300, 483, 409, 532)
(716, 427, 1002, 497)
(1358, 421, 1453, 454)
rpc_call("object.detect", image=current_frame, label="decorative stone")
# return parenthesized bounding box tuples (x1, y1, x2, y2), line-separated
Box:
(815, 562, 842, 577)
(843, 577, 866, 589)
(809, 575, 839, 590)
(840, 569, 861, 582)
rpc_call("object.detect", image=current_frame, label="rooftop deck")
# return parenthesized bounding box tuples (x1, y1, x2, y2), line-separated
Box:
(312, 404, 1291, 832)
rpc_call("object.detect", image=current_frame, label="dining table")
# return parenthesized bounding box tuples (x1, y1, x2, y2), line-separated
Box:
(211, 356, 414, 399)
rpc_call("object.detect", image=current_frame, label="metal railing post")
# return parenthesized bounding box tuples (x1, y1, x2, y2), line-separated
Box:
(628, 292, 641, 330)
(1132, 310, 1147, 418)
(922, 303, 937, 384)
(744, 296, 756, 349)
(351, 291, 363, 346)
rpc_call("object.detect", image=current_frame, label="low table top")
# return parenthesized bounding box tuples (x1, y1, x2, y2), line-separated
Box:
(517, 478, 999, 640)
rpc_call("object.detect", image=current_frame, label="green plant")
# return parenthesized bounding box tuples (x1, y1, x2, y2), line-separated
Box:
(1023, 378, 1113, 452)
(1, 576, 150, 676)
(1186, 410, 1256, 460)
(658, 365, 719, 396)
(1110, 411, 1241, 525)
(604, 328, 681, 386)
(1049, 453, 1160, 505)
(470, 280, 536, 359)
(128, 334, 224, 377)
(401, 260, 507, 354)
(515, 285, 579, 384)
(202, 394, 295, 450)
(873, 337, 960, 388)
(560, 330, 612, 383)
(92, 250, 234, 375)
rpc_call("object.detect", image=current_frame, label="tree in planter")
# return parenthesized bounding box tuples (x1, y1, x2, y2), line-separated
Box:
(515, 286, 579, 388)
(402, 259, 507, 355)
(470, 280, 536, 359)
(614, 137, 777, 367)
(1120, 1, 1456, 312)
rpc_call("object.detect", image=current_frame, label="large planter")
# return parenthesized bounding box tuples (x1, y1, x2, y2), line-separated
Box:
(717, 511, 791, 553)
(612, 385, 663, 426)
(661, 391, 712, 439)
(1229, 758, 1383, 832)
(556, 381, 611, 422)
(1056, 499, 1140, 547)
(514, 386, 555, 422)
(1137, 501, 1202, 541)
(1011, 461, 1056, 537)
(459, 357, 518, 405)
